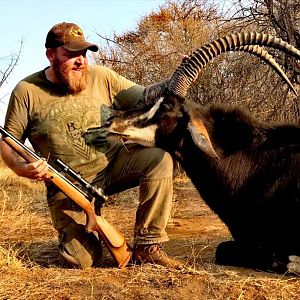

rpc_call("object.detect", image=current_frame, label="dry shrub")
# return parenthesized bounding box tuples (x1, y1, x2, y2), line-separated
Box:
(0, 244, 23, 268)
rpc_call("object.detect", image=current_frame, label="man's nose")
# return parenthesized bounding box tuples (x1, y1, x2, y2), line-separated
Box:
(75, 55, 85, 65)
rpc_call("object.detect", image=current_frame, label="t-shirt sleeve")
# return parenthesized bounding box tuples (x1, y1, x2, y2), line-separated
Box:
(4, 82, 30, 141)
(105, 67, 144, 110)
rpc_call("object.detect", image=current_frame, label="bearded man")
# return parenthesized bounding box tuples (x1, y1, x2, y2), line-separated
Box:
(0, 22, 184, 269)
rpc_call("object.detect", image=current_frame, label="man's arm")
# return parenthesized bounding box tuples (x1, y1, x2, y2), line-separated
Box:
(104, 66, 169, 109)
(137, 55, 189, 106)
(137, 79, 170, 107)
(0, 79, 48, 180)
(0, 138, 48, 180)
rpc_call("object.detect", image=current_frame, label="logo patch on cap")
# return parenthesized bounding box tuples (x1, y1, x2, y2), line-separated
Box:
(70, 28, 83, 37)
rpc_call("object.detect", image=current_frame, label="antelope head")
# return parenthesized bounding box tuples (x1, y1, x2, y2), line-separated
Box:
(102, 94, 219, 159)
(98, 32, 300, 157)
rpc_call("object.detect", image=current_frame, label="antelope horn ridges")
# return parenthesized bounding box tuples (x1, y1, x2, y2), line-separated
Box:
(169, 32, 300, 97)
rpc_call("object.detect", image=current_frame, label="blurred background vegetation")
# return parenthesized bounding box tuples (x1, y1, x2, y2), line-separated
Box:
(1, 0, 300, 121)
(92, 0, 300, 122)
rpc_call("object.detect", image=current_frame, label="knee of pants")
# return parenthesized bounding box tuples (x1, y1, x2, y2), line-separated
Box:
(58, 223, 103, 269)
(146, 150, 173, 179)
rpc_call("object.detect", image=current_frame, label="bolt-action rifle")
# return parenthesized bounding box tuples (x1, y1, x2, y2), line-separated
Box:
(0, 126, 132, 268)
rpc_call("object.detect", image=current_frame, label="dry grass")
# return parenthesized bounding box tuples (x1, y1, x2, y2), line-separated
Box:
(1, 157, 300, 299)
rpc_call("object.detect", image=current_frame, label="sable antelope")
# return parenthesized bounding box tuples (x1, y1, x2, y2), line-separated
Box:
(91, 32, 300, 273)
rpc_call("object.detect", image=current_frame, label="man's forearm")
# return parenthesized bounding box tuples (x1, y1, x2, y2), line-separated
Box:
(0, 139, 25, 173)
(137, 79, 170, 107)
(0, 139, 47, 180)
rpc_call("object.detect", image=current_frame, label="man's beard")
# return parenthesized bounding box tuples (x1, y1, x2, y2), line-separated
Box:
(52, 57, 88, 94)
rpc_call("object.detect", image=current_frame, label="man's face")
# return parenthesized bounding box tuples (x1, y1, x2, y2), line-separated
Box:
(51, 47, 88, 94)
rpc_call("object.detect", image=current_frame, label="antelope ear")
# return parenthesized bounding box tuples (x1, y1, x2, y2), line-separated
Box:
(188, 114, 219, 159)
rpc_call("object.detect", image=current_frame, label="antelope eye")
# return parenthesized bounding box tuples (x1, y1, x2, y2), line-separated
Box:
(162, 103, 173, 110)
(104, 118, 113, 126)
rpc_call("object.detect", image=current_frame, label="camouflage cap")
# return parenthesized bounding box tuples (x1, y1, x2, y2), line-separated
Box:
(45, 22, 98, 52)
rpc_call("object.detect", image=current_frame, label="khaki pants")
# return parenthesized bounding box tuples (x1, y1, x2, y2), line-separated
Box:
(48, 144, 173, 268)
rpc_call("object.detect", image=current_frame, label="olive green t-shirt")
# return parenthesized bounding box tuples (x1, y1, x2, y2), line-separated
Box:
(4, 65, 144, 180)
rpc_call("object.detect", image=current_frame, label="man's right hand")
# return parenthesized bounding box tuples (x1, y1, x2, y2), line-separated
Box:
(16, 159, 48, 181)
(0, 140, 48, 181)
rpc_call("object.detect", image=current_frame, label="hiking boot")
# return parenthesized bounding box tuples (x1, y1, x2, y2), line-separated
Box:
(132, 243, 185, 269)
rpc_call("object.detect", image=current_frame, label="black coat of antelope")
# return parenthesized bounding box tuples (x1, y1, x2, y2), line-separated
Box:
(98, 32, 300, 273)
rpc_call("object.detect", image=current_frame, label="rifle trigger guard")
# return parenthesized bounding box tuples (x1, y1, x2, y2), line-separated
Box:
(92, 197, 103, 216)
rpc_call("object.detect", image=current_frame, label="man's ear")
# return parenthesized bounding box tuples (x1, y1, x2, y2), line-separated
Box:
(187, 111, 219, 159)
(46, 48, 55, 62)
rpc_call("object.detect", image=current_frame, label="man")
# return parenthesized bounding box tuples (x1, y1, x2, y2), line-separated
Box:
(0, 22, 183, 269)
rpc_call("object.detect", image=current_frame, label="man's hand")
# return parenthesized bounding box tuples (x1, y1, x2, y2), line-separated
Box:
(16, 159, 48, 181)
(0, 140, 48, 181)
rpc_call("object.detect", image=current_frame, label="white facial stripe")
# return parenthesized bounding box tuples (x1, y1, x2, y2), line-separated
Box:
(108, 98, 163, 137)
(116, 97, 164, 130)
(121, 124, 158, 147)
(144, 97, 164, 120)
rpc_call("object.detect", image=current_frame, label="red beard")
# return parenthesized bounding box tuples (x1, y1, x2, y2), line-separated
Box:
(52, 57, 88, 94)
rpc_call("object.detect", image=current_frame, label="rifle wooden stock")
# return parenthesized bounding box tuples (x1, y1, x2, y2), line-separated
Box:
(0, 127, 132, 268)
(46, 169, 132, 268)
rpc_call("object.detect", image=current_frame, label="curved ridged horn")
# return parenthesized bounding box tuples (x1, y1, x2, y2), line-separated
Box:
(236, 45, 296, 94)
(169, 32, 300, 97)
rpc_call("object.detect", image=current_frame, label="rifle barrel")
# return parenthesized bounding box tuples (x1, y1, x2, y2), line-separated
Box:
(0, 126, 89, 199)
(55, 158, 107, 202)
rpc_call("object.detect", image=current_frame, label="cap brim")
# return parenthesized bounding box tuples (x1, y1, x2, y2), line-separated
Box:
(62, 41, 99, 52)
